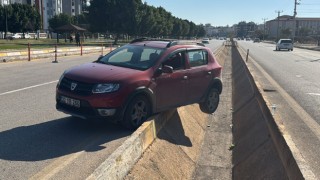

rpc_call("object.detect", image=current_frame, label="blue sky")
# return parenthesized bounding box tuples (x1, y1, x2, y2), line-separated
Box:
(143, 0, 320, 26)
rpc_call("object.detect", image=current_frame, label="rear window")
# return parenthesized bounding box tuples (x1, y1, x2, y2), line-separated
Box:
(280, 40, 292, 44)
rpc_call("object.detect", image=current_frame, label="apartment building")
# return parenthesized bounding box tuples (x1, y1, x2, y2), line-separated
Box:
(266, 15, 320, 39)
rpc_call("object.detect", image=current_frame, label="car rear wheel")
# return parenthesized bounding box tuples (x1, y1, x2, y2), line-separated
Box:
(122, 95, 151, 130)
(199, 88, 220, 114)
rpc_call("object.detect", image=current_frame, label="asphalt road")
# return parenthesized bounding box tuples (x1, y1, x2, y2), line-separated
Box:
(0, 40, 225, 179)
(237, 40, 320, 124)
(0, 54, 132, 179)
(237, 40, 320, 178)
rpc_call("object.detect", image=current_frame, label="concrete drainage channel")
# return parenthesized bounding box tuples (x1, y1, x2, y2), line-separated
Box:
(86, 41, 305, 179)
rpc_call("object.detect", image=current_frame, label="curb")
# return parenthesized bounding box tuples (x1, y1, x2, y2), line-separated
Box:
(86, 110, 176, 180)
(0, 46, 108, 63)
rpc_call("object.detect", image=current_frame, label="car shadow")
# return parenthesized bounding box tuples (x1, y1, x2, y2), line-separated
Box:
(0, 117, 132, 161)
(156, 110, 192, 147)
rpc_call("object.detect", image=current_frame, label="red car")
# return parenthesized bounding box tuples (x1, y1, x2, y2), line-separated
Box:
(56, 38, 223, 129)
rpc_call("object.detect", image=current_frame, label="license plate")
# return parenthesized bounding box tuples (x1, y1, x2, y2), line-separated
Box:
(60, 96, 80, 108)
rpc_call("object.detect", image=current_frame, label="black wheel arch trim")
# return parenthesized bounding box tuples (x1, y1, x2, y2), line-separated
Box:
(119, 87, 155, 121)
(201, 78, 223, 102)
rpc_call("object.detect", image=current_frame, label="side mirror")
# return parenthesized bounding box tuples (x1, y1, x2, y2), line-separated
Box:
(162, 65, 174, 74)
(154, 65, 173, 77)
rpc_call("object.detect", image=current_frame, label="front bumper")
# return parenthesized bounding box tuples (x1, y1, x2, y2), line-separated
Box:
(56, 94, 122, 121)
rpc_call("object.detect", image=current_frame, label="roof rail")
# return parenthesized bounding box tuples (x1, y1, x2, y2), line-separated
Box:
(130, 38, 206, 47)
(130, 37, 148, 43)
(167, 41, 206, 47)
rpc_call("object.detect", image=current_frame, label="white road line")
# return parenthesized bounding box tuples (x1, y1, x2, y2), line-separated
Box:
(307, 93, 320, 96)
(0, 80, 58, 96)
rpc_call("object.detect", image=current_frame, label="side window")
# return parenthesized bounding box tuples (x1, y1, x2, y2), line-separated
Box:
(162, 51, 185, 70)
(188, 50, 208, 67)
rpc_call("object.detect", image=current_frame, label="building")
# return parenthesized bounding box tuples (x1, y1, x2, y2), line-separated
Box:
(266, 15, 320, 39)
(62, 0, 82, 16)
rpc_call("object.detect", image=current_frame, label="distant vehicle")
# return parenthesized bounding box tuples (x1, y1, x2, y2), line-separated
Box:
(253, 38, 260, 43)
(245, 37, 251, 41)
(276, 39, 293, 51)
(23, 34, 31, 39)
(202, 38, 210, 44)
(7, 33, 21, 40)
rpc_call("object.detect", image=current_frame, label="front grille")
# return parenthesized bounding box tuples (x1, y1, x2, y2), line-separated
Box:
(58, 77, 94, 96)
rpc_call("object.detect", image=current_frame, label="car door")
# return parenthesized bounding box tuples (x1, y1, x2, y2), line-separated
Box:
(153, 50, 188, 112)
(184, 49, 212, 103)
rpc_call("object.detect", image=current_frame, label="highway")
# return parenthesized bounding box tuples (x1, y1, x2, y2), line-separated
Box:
(237, 40, 320, 124)
(0, 40, 225, 179)
(0, 54, 132, 179)
(237, 40, 320, 177)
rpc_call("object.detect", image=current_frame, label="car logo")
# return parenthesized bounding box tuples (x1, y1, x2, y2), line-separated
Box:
(71, 83, 77, 91)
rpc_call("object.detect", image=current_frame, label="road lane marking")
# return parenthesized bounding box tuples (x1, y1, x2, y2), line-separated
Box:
(0, 80, 58, 96)
(307, 93, 320, 96)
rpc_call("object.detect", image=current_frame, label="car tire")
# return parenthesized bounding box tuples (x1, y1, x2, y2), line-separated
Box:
(199, 88, 220, 114)
(122, 95, 151, 130)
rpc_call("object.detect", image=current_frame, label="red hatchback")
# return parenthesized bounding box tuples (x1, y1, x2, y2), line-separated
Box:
(56, 38, 222, 129)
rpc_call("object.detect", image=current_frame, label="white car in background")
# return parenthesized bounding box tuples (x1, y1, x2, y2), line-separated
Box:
(276, 39, 293, 51)
(8, 33, 21, 40)
(202, 38, 210, 44)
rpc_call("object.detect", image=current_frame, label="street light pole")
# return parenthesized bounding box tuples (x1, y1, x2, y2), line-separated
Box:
(275, 10, 283, 41)
(262, 18, 267, 41)
(5, 3, 8, 39)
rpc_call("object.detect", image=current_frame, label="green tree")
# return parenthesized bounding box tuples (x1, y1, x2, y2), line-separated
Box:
(136, 3, 157, 36)
(0, 4, 40, 36)
(88, 0, 142, 44)
(49, 13, 73, 31)
(197, 24, 206, 37)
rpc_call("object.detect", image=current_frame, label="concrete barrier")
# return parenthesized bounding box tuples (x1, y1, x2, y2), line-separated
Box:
(232, 41, 304, 179)
(86, 109, 176, 180)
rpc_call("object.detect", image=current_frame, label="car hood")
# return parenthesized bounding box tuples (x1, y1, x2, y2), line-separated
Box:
(64, 62, 144, 83)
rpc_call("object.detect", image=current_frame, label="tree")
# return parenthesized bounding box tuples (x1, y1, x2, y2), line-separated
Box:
(136, 3, 157, 36)
(197, 24, 206, 37)
(0, 4, 40, 35)
(88, 0, 142, 44)
(49, 13, 73, 31)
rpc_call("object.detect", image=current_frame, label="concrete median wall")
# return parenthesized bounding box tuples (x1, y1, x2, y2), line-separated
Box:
(231, 42, 303, 179)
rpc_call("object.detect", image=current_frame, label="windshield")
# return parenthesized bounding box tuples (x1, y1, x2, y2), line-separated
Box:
(280, 40, 292, 44)
(97, 45, 164, 70)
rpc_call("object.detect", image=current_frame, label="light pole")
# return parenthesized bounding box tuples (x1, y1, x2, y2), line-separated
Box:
(275, 10, 283, 41)
(262, 18, 267, 41)
(4, 2, 8, 39)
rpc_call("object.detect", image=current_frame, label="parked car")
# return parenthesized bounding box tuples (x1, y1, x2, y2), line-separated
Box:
(202, 38, 210, 44)
(56, 38, 223, 129)
(23, 34, 31, 39)
(253, 38, 260, 43)
(276, 39, 293, 51)
(7, 33, 21, 40)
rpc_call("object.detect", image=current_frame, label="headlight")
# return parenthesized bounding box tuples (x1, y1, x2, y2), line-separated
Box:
(92, 83, 120, 93)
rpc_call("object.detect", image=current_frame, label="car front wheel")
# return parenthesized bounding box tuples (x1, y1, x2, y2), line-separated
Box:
(199, 88, 220, 114)
(122, 95, 151, 130)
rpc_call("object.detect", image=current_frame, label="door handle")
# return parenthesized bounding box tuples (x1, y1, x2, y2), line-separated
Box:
(207, 71, 212, 75)
(183, 76, 188, 80)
